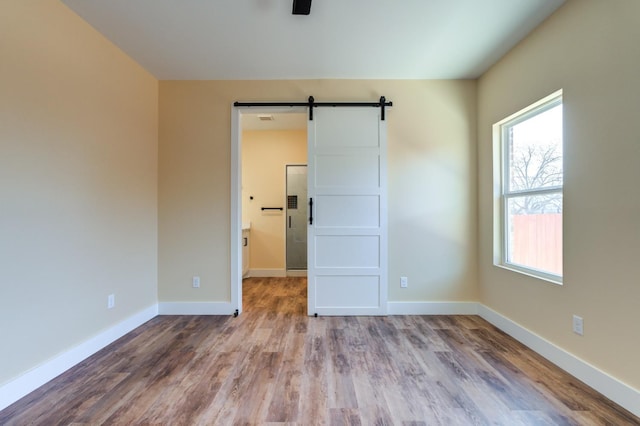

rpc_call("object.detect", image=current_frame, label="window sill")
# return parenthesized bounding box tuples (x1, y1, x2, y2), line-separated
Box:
(494, 264, 563, 286)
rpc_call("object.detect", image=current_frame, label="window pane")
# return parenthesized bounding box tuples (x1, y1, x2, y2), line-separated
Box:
(507, 193, 562, 276)
(507, 104, 563, 192)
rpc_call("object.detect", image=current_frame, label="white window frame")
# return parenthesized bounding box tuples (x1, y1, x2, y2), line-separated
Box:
(494, 90, 563, 284)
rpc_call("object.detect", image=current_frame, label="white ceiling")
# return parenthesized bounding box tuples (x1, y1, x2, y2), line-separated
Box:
(61, 0, 565, 80)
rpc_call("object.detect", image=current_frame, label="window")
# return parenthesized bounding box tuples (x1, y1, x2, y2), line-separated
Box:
(495, 91, 563, 283)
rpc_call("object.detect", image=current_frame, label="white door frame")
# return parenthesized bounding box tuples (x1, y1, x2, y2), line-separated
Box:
(230, 105, 307, 315)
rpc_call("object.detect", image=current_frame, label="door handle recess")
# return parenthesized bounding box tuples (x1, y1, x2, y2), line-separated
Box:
(309, 198, 313, 225)
(289, 216, 292, 229)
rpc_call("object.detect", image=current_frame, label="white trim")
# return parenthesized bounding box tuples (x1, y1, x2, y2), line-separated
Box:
(478, 305, 640, 418)
(495, 264, 562, 286)
(496, 90, 563, 129)
(287, 270, 307, 277)
(231, 105, 242, 315)
(379, 116, 389, 315)
(158, 302, 234, 315)
(0, 304, 158, 411)
(388, 301, 479, 315)
(248, 269, 287, 278)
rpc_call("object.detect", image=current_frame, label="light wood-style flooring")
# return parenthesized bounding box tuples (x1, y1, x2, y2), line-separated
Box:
(1, 277, 638, 425)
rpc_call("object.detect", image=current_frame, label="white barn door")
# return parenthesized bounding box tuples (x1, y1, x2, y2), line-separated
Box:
(307, 107, 387, 316)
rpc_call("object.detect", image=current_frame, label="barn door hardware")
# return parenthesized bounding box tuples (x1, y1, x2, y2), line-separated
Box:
(234, 96, 393, 121)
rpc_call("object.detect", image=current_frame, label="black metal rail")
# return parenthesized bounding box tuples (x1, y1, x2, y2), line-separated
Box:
(234, 96, 392, 121)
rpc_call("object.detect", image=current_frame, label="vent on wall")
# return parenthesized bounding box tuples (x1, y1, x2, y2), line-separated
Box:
(288, 196, 298, 209)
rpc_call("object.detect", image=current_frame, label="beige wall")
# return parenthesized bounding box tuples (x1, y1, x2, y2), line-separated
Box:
(478, 0, 640, 389)
(242, 130, 307, 271)
(159, 80, 478, 303)
(0, 1, 158, 385)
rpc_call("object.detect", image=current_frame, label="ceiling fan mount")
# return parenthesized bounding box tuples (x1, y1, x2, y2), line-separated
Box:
(292, 0, 312, 15)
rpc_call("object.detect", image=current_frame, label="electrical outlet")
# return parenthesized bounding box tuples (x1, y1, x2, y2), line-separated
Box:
(572, 315, 584, 336)
(400, 276, 408, 288)
(192, 276, 201, 288)
(107, 294, 115, 309)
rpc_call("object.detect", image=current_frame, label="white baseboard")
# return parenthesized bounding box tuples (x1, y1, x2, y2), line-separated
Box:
(158, 302, 234, 315)
(248, 268, 286, 278)
(478, 305, 640, 418)
(0, 304, 158, 411)
(387, 301, 479, 315)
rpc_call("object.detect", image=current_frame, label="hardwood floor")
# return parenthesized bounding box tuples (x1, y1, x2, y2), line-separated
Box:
(1, 277, 638, 425)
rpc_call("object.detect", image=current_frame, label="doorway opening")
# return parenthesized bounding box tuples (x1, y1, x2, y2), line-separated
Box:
(232, 99, 390, 317)
(232, 107, 307, 314)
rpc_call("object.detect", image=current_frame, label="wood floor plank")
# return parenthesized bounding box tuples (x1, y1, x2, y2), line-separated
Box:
(265, 331, 305, 422)
(1, 277, 639, 425)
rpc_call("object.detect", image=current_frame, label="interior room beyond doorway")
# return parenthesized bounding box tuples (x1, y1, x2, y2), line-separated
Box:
(241, 112, 307, 279)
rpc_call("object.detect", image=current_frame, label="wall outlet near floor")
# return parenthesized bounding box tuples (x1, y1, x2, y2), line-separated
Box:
(400, 276, 408, 288)
(107, 294, 115, 309)
(572, 315, 584, 336)
(192, 276, 201, 288)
